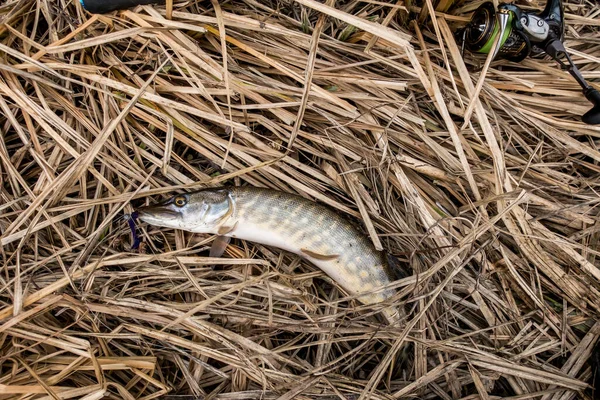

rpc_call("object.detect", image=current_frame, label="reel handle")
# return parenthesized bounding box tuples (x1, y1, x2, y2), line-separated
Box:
(546, 39, 600, 125)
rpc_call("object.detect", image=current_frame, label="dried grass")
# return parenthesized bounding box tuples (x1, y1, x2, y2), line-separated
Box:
(0, 0, 599, 398)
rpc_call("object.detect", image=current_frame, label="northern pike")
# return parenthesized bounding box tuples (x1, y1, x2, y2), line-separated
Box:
(136, 186, 401, 323)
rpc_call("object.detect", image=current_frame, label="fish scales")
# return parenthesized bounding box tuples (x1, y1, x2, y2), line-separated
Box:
(232, 188, 393, 299)
(137, 186, 401, 323)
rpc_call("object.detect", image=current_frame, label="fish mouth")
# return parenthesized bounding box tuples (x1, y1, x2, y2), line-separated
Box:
(136, 206, 180, 223)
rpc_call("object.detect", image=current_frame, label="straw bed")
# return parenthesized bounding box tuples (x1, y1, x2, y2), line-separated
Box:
(0, 0, 599, 398)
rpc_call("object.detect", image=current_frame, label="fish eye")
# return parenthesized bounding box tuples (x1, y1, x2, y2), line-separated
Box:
(173, 196, 187, 207)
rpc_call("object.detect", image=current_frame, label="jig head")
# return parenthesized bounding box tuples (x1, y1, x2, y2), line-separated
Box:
(125, 211, 141, 250)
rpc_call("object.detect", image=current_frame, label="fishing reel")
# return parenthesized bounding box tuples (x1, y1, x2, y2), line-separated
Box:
(458, 0, 600, 125)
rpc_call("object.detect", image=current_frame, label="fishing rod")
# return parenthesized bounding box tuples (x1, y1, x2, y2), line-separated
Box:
(79, 0, 163, 14)
(80, 0, 598, 124)
(456, 0, 600, 125)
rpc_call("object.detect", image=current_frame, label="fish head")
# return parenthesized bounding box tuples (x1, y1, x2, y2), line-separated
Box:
(137, 188, 232, 233)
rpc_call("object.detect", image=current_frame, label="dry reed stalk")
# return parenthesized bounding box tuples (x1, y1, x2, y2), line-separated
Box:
(0, 0, 599, 398)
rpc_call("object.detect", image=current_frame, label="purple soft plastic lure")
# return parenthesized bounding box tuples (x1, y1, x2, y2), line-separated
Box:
(126, 211, 141, 250)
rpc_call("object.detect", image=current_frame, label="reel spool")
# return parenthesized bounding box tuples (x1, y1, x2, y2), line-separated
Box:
(463, 3, 529, 62)
(459, 0, 600, 124)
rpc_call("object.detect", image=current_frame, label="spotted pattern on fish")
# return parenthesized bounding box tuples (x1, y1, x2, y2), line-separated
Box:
(136, 186, 401, 323)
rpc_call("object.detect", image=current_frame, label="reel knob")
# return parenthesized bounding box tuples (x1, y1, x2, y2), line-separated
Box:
(583, 88, 600, 125)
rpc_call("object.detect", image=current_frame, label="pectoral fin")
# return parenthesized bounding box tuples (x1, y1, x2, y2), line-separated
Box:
(217, 221, 238, 235)
(209, 235, 231, 258)
(301, 248, 339, 261)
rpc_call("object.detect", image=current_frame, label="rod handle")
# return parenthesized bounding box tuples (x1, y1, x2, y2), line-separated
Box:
(80, 0, 164, 13)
